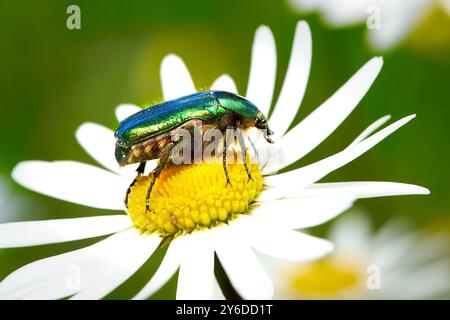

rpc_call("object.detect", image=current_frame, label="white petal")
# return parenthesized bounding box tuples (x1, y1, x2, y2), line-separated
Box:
(345, 115, 391, 149)
(214, 226, 273, 299)
(269, 21, 312, 136)
(259, 180, 430, 201)
(0, 229, 160, 300)
(253, 192, 355, 230)
(367, 1, 431, 51)
(371, 225, 448, 271)
(400, 235, 450, 267)
(76, 121, 142, 178)
(212, 278, 225, 300)
(0, 178, 23, 223)
(266, 57, 383, 174)
(304, 181, 430, 199)
(393, 259, 450, 299)
(115, 103, 141, 122)
(211, 74, 238, 93)
(254, 229, 333, 261)
(176, 231, 214, 300)
(292, 0, 432, 52)
(264, 115, 415, 191)
(70, 232, 160, 300)
(233, 219, 333, 261)
(288, 0, 323, 12)
(246, 25, 277, 116)
(261, 114, 389, 176)
(371, 231, 420, 269)
(12, 161, 127, 210)
(75, 122, 121, 174)
(160, 54, 196, 100)
(320, 0, 375, 26)
(0, 215, 132, 248)
(133, 236, 186, 300)
(329, 213, 371, 254)
(371, 218, 410, 248)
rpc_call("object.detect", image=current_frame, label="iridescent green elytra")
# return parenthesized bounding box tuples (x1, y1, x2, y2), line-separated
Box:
(114, 90, 273, 210)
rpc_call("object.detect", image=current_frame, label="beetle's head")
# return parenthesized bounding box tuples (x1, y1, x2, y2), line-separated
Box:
(115, 142, 131, 166)
(255, 112, 274, 144)
(254, 114, 268, 129)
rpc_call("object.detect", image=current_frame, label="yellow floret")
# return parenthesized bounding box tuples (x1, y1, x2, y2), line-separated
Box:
(127, 160, 263, 236)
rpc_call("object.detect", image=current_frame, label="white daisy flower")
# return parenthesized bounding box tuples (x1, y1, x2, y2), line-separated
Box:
(263, 212, 450, 299)
(289, 0, 450, 51)
(0, 21, 429, 300)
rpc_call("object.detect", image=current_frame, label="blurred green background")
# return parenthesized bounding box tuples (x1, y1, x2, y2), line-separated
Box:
(0, 0, 449, 298)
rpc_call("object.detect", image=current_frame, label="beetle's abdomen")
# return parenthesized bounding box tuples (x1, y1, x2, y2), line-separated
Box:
(115, 91, 220, 146)
(115, 120, 211, 166)
(116, 132, 173, 166)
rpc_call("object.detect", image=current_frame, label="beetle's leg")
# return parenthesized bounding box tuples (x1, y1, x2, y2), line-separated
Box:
(236, 127, 253, 182)
(222, 138, 232, 187)
(124, 162, 146, 209)
(218, 126, 233, 187)
(263, 128, 274, 144)
(145, 164, 161, 212)
(216, 113, 235, 187)
(145, 144, 174, 212)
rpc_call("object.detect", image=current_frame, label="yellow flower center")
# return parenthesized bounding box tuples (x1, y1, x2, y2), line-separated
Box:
(283, 255, 365, 299)
(127, 160, 263, 237)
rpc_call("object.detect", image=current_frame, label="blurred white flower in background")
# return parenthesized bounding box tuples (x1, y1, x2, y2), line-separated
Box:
(263, 211, 450, 299)
(289, 0, 450, 51)
(0, 176, 22, 223)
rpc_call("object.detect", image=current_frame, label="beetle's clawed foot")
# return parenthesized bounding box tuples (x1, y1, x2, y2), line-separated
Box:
(264, 129, 274, 144)
(124, 162, 147, 210)
(225, 179, 232, 188)
(124, 180, 138, 209)
(265, 133, 274, 144)
(243, 164, 253, 183)
(145, 187, 154, 213)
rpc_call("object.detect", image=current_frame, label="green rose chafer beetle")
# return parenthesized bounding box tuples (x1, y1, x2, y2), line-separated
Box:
(115, 90, 273, 210)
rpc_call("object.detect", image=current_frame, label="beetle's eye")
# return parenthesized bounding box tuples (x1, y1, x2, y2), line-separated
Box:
(256, 118, 267, 128)
(256, 118, 267, 126)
